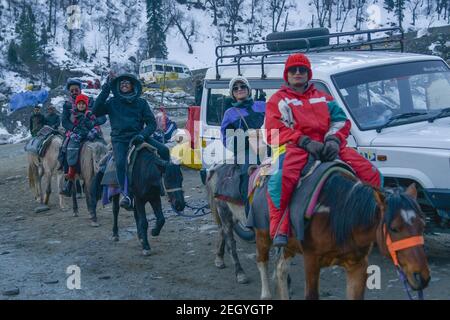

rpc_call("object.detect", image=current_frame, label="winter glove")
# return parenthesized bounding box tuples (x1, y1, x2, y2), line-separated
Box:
(298, 136, 324, 160)
(131, 134, 145, 146)
(321, 135, 341, 162)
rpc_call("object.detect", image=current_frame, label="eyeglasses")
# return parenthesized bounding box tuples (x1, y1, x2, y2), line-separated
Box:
(288, 66, 309, 74)
(120, 80, 132, 86)
(232, 85, 248, 92)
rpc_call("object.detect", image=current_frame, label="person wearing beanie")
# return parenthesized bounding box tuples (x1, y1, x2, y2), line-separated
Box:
(220, 76, 266, 217)
(264, 53, 382, 247)
(59, 78, 107, 196)
(60, 94, 99, 196)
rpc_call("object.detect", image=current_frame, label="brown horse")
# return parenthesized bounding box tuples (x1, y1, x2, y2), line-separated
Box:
(27, 135, 65, 210)
(252, 171, 430, 300)
(61, 140, 108, 224)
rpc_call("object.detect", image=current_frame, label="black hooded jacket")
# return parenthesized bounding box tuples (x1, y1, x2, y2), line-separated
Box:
(92, 74, 156, 143)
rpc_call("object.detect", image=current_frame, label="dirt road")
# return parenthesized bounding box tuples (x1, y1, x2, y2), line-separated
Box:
(1, 141, 449, 300)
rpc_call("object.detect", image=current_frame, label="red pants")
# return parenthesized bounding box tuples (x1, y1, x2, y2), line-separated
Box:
(268, 144, 381, 239)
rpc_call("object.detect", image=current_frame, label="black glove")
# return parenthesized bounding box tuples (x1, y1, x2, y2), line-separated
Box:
(131, 134, 145, 146)
(321, 135, 341, 162)
(298, 136, 324, 160)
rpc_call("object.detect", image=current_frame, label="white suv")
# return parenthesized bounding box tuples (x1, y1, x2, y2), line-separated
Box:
(199, 28, 450, 231)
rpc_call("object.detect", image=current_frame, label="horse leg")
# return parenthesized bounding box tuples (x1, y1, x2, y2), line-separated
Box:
(72, 179, 78, 217)
(303, 254, 320, 300)
(84, 179, 98, 226)
(149, 196, 165, 237)
(276, 247, 294, 300)
(214, 227, 226, 269)
(112, 194, 120, 241)
(135, 197, 151, 255)
(57, 172, 66, 210)
(218, 205, 248, 284)
(43, 170, 52, 206)
(345, 257, 369, 300)
(256, 229, 272, 300)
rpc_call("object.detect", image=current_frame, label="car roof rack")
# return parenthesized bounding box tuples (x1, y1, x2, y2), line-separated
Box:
(215, 27, 404, 80)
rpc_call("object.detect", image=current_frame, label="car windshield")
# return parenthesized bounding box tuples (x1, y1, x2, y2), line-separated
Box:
(332, 60, 450, 130)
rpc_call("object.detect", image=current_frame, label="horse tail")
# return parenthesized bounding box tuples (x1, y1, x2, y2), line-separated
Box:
(28, 163, 35, 189)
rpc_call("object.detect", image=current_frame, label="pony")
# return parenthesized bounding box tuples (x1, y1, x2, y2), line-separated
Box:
(91, 146, 186, 255)
(252, 171, 430, 299)
(27, 135, 65, 210)
(62, 140, 108, 225)
(205, 167, 253, 284)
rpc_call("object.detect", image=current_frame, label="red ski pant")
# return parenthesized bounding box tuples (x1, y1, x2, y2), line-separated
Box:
(267, 144, 381, 239)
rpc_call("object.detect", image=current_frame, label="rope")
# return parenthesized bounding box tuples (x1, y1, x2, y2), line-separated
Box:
(397, 267, 424, 300)
(172, 202, 211, 218)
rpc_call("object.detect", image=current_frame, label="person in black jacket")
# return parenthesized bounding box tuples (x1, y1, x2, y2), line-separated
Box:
(93, 72, 170, 210)
(29, 104, 46, 137)
(45, 105, 60, 130)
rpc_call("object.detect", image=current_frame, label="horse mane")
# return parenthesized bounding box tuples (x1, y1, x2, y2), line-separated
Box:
(321, 173, 380, 246)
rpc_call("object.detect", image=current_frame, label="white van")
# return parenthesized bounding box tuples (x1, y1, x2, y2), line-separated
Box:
(139, 58, 192, 84)
(199, 28, 450, 232)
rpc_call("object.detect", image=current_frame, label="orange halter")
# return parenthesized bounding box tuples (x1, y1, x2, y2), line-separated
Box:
(383, 225, 424, 266)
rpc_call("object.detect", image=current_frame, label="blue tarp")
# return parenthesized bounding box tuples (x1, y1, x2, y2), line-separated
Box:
(9, 90, 49, 112)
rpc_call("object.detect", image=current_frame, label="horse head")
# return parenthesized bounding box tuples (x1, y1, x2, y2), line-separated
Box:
(159, 157, 185, 213)
(376, 184, 430, 291)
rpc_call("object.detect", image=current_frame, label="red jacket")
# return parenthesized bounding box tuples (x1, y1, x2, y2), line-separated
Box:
(265, 84, 350, 147)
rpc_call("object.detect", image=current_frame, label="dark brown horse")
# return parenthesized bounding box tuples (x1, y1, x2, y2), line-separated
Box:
(253, 171, 430, 299)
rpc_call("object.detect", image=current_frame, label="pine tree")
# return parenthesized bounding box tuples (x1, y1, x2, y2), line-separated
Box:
(7, 41, 19, 65)
(15, 5, 40, 67)
(384, 0, 395, 12)
(146, 0, 168, 59)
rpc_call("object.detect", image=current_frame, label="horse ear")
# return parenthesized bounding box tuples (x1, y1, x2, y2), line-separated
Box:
(374, 190, 386, 213)
(405, 183, 418, 199)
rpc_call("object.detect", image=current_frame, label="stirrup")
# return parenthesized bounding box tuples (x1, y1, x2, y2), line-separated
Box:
(119, 195, 133, 211)
(273, 234, 288, 247)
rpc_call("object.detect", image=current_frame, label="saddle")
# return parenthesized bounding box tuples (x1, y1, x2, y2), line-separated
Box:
(247, 160, 356, 242)
(24, 126, 60, 157)
(209, 164, 244, 205)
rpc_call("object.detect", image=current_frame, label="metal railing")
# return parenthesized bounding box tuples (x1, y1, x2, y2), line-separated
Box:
(215, 27, 405, 79)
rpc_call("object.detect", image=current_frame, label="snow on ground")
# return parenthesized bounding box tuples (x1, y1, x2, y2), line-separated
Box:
(0, 124, 30, 145)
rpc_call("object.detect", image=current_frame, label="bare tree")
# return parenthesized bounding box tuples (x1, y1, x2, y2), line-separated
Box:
(224, 0, 244, 44)
(312, 0, 329, 28)
(269, 0, 287, 32)
(354, 0, 366, 30)
(409, 0, 424, 26)
(205, 0, 224, 26)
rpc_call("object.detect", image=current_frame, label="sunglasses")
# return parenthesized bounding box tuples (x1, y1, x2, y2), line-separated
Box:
(288, 66, 309, 74)
(232, 85, 248, 92)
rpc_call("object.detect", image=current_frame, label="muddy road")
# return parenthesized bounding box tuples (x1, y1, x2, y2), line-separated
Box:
(1, 141, 450, 300)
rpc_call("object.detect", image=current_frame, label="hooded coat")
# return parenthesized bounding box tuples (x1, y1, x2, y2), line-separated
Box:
(92, 74, 156, 143)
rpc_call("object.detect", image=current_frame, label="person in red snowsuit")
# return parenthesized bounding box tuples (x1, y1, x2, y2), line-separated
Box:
(265, 53, 382, 247)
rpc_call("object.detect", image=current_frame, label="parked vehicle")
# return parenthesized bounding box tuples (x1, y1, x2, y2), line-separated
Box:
(199, 27, 450, 235)
(139, 58, 192, 84)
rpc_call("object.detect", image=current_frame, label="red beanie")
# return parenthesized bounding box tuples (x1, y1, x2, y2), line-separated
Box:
(75, 94, 89, 108)
(283, 53, 312, 82)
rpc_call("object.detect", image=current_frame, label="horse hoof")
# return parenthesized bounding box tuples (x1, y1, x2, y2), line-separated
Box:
(111, 235, 119, 242)
(151, 218, 165, 237)
(90, 221, 100, 227)
(34, 205, 50, 213)
(236, 273, 249, 284)
(215, 257, 225, 269)
(73, 212, 78, 217)
(142, 249, 151, 256)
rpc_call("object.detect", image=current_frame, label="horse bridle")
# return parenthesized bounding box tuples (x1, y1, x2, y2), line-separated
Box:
(381, 223, 425, 300)
(161, 179, 182, 194)
(383, 225, 424, 267)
